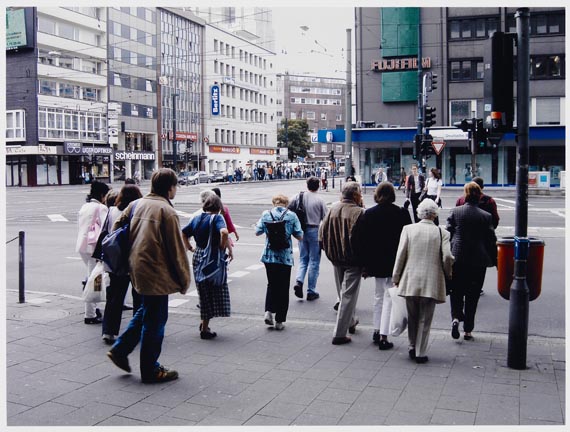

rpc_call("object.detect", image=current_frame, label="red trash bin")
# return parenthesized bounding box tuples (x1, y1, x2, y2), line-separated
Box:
(497, 237, 545, 301)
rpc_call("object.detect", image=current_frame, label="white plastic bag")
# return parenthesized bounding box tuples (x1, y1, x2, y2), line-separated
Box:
(82, 261, 108, 303)
(388, 286, 407, 336)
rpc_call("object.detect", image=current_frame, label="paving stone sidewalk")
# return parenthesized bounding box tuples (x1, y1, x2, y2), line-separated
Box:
(6, 290, 565, 427)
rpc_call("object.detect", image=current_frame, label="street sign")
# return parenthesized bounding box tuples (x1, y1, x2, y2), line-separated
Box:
(310, 133, 318, 143)
(432, 140, 446, 155)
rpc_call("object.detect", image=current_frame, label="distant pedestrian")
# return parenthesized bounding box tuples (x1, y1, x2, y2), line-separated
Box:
(101, 184, 143, 344)
(76, 181, 109, 324)
(182, 194, 232, 339)
(107, 168, 190, 384)
(375, 167, 387, 185)
(321, 170, 328, 190)
(354, 182, 412, 349)
(227, 166, 235, 183)
(455, 176, 500, 229)
(319, 181, 365, 345)
(397, 167, 406, 191)
(255, 195, 303, 331)
(405, 164, 425, 222)
(392, 199, 454, 363)
(423, 168, 443, 207)
(289, 176, 328, 301)
(447, 182, 497, 341)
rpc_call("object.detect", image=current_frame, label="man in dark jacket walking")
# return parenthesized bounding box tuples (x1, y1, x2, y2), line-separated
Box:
(405, 164, 425, 222)
(354, 182, 412, 349)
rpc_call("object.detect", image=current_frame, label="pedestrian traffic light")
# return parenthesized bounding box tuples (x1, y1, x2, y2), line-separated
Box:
(329, 150, 334, 161)
(413, 134, 422, 160)
(483, 31, 514, 134)
(423, 105, 436, 129)
(453, 118, 474, 133)
(475, 119, 487, 149)
(425, 72, 438, 92)
(421, 134, 434, 159)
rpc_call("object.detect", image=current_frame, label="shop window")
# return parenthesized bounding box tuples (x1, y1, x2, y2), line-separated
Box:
(535, 98, 560, 125)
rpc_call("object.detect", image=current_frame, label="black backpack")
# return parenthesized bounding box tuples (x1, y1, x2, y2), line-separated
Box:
(264, 209, 290, 250)
(288, 191, 307, 231)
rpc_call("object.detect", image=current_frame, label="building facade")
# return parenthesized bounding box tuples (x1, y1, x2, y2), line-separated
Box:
(277, 73, 346, 165)
(353, 7, 565, 186)
(6, 7, 108, 186)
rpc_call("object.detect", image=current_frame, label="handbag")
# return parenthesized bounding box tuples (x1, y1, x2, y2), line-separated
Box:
(92, 211, 110, 261)
(194, 215, 228, 286)
(388, 286, 407, 336)
(82, 261, 108, 303)
(101, 202, 138, 276)
(438, 227, 453, 295)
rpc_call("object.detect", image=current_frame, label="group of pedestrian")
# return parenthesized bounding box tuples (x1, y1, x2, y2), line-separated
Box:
(76, 165, 499, 383)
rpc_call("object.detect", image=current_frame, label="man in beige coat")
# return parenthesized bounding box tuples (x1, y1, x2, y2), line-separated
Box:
(393, 199, 454, 363)
(107, 168, 191, 383)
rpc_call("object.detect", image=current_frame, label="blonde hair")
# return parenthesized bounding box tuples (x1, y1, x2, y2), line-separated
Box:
(272, 194, 289, 207)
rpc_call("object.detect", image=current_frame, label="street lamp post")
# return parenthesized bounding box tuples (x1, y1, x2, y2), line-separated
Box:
(172, 93, 179, 172)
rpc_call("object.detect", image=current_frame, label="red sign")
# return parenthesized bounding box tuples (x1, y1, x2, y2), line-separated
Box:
(210, 146, 240, 154)
(250, 148, 275, 155)
(431, 140, 446, 156)
(168, 131, 198, 141)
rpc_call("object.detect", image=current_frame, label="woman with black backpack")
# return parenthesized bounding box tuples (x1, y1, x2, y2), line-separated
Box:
(255, 195, 303, 330)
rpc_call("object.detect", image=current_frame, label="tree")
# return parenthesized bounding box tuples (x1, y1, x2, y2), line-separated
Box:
(277, 118, 311, 162)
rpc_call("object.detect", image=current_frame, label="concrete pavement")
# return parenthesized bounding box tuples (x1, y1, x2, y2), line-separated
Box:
(6, 288, 565, 427)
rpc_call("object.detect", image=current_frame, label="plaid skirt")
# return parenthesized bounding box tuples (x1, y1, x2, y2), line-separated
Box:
(192, 247, 231, 320)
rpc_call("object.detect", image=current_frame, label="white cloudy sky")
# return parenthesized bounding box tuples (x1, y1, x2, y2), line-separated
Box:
(272, 7, 354, 79)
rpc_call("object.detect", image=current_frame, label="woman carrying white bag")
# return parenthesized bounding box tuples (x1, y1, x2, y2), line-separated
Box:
(392, 199, 454, 364)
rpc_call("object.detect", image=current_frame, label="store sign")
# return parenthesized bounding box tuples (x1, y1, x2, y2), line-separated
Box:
(210, 145, 240, 154)
(371, 57, 431, 72)
(211, 85, 220, 116)
(6, 144, 57, 155)
(250, 148, 275, 155)
(114, 151, 156, 161)
(168, 131, 198, 141)
(63, 142, 113, 155)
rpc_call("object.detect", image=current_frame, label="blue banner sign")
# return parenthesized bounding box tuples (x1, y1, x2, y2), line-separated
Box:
(211, 85, 220, 116)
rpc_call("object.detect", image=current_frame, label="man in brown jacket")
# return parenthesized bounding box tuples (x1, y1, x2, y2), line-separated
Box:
(319, 181, 365, 345)
(107, 168, 191, 383)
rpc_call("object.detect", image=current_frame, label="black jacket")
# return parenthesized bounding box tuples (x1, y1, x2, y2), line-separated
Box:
(446, 202, 497, 268)
(354, 203, 412, 277)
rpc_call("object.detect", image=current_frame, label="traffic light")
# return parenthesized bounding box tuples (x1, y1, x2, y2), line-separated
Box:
(423, 105, 436, 128)
(329, 150, 335, 162)
(475, 120, 487, 149)
(413, 134, 422, 160)
(425, 72, 438, 92)
(483, 31, 514, 134)
(186, 139, 194, 153)
(453, 118, 475, 133)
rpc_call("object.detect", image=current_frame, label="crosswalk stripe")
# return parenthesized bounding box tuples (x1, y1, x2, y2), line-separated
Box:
(47, 214, 68, 222)
(245, 264, 264, 271)
(228, 271, 249, 278)
(169, 299, 190, 307)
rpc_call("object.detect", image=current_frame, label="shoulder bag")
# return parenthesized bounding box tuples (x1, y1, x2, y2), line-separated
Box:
(438, 227, 453, 295)
(194, 215, 228, 286)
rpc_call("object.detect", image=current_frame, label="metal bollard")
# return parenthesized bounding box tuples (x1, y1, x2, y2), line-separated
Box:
(19, 231, 25, 303)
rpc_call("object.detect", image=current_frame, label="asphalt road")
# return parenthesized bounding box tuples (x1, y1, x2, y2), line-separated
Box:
(5, 180, 566, 339)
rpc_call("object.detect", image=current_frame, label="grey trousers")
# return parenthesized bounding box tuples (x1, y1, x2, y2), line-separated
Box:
(405, 297, 437, 357)
(333, 265, 362, 338)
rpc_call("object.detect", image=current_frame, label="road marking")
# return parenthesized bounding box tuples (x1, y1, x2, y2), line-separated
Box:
(494, 198, 518, 205)
(47, 214, 68, 222)
(61, 294, 83, 300)
(169, 299, 190, 307)
(229, 270, 249, 278)
(66, 257, 83, 260)
(185, 290, 199, 297)
(245, 264, 264, 271)
(550, 210, 566, 218)
(27, 298, 51, 304)
(177, 211, 194, 218)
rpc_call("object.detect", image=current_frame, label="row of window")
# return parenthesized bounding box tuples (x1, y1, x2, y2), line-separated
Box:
(110, 46, 156, 69)
(112, 73, 157, 93)
(109, 20, 157, 47)
(289, 112, 343, 122)
(214, 61, 271, 89)
(62, 7, 101, 19)
(114, 7, 156, 24)
(38, 49, 103, 75)
(290, 97, 342, 106)
(216, 105, 269, 123)
(449, 54, 564, 81)
(39, 80, 101, 101)
(38, 107, 107, 141)
(214, 128, 269, 147)
(448, 11, 564, 40)
(6, 110, 25, 140)
(38, 15, 102, 47)
(213, 39, 269, 70)
(285, 75, 345, 85)
(121, 103, 156, 119)
(290, 86, 343, 96)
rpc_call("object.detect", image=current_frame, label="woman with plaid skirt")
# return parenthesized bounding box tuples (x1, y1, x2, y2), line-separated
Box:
(182, 194, 233, 339)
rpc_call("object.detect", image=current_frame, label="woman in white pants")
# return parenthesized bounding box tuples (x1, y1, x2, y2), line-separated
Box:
(353, 182, 412, 350)
(75, 181, 109, 324)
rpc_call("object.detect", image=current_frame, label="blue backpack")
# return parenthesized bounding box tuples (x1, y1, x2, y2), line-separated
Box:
(101, 201, 138, 276)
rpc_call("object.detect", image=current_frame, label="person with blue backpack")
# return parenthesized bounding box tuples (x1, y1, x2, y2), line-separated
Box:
(255, 195, 303, 331)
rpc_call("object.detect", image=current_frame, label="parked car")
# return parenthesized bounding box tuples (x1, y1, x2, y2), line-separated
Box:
(211, 170, 226, 183)
(186, 171, 214, 185)
(178, 171, 191, 185)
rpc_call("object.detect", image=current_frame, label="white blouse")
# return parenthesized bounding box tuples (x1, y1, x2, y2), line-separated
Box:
(426, 178, 442, 196)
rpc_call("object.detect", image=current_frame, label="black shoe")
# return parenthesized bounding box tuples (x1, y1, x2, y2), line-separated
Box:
(348, 319, 359, 335)
(415, 356, 429, 364)
(378, 340, 394, 351)
(332, 336, 351, 345)
(81, 279, 87, 291)
(200, 329, 217, 340)
(306, 292, 320, 301)
(293, 283, 303, 299)
(84, 317, 102, 324)
(372, 331, 380, 344)
(95, 308, 102, 318)
(107, 350, 131, 373)
(480, 290, 484, 296)
(122, 304, 133, 311)
(451, 320, 460, 339)
(333, 302, 340, 311)
(142, 365, 178, 384)
(464, 334, 474, 341)
(408, 348, 416, 360)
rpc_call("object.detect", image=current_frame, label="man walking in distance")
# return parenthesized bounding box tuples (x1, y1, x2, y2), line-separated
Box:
(319, 181, 365, 345)
(107, 168, 191, 384)
(290, 176, 329, 301)
(405, 164, 425, 222)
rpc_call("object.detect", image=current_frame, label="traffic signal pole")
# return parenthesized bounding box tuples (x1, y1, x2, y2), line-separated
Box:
(416, 13, 424, 173)
(508, 7, 530, 370)
(470, 118, 478, 179)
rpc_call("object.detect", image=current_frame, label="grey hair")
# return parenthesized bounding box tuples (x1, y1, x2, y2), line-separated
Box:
(341, 181, 361, 200)
(200, 189, 216, 203)
(417, 198, 439, 220)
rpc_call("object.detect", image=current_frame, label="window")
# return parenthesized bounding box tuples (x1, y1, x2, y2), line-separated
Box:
(449, 17, 500, 40)
(321, 113, 327, 121)
(38, 16, 56, 34)
(450, 100, 476, 126)
(449, 59, 484, 81)
(535, 98, 560, 125)
(507, 11, 565, 36)
(39, 80, 57, 96)
(336, 114, 342, 121)
(530, 55, 564, 79)
(291, 112, 297, 120)
(58, 22, 75, 40)
(5, 110, 26, 140)
(306, 111, 315, 120)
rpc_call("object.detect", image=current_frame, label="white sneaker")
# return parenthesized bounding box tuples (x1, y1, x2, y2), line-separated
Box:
(264, 311, 274, 326)
(274, 322, 284, 331)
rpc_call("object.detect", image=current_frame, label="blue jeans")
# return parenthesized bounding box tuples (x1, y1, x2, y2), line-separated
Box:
(295, 227, 322, 293)
(111, 295, 169, 380)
